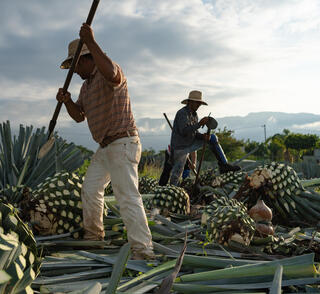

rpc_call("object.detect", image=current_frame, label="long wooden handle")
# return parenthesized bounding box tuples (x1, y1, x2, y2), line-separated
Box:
(163, 113, 198, 177)
(194, 128, 210, 186)
(47, 0, 100, 139)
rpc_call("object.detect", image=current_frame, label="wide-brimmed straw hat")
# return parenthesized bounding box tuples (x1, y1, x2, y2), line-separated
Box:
(181, 90, 208, 105)
(60, 39, 91, 69)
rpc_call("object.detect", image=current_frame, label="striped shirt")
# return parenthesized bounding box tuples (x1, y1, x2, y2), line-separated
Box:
(76, 63, 137, 144)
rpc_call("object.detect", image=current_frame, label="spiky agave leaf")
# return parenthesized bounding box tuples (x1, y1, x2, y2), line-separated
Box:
(0, 185, 31, 209)
(0, 120, 84, 192)
(0, 202, 39, 293)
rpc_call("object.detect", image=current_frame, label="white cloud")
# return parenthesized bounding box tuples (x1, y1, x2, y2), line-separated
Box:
(137, 121, 167, 134)
(1, 0, 320, 147)
(0, 78, 56, 101)
(0, 77, 82, 102)
(292, 121, 320, 131)
(0, 98, 76, 129)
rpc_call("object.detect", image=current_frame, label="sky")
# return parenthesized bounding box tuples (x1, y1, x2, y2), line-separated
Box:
(1, 0, 320, 150)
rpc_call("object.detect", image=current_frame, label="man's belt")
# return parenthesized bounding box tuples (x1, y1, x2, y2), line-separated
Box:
(100, 130, 138, 148)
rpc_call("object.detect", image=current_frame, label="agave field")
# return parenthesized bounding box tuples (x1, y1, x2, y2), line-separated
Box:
(1, 121, 320, 294)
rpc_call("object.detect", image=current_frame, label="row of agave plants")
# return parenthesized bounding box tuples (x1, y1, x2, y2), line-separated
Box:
(1, 120, 320, 293)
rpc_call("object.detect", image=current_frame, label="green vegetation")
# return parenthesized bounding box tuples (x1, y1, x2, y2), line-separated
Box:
(75, 159, 91, 177)
(139, 163, 162, 179)
(215, 128, 320, 163)
(0, 121, 84, 190)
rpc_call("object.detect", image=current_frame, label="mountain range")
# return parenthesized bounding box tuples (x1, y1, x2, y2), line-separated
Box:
(54, 111, 320, 152)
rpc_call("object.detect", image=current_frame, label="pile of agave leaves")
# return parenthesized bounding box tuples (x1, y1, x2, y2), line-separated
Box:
(32, 179, 320, 294)
(1, 121, 320, 294)
(25, 170, 320, 294)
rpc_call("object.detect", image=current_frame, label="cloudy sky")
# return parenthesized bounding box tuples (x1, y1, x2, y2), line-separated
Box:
(1, 0, 320, 150)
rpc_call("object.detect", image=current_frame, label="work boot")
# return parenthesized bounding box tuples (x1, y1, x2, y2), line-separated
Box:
(131, 250, 156, 260)
(219, 163, 241, 174)
(208, 135, 241, 174)
(82, 234, 106, 249)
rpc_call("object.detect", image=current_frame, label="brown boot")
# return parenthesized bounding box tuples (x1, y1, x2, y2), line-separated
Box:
(131, 250, 156, 260)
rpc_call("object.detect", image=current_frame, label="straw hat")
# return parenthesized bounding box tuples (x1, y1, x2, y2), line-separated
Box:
(181, 90, 208, 105)
(60, 39, 91, 69)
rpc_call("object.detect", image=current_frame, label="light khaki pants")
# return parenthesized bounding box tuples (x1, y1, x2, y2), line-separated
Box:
(81, 136, 153, 253)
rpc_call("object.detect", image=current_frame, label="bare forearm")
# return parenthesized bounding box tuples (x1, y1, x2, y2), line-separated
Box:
(187, 151, 197, 170)
(85, 40, 118, 81)
(190, 151, 197, 166)
(56, 88, 84, 123)
(64, 100, 85, 122)
(80, 23, 119, 83)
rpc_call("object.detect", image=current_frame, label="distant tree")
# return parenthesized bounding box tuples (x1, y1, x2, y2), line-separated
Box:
(76, 159, 91, 176)
(284, 133, 318, 150)
(283, 128, 291, 136)
(244, 139, 267, 160)
(284, 133, 318, 161)
(267, 139, 283, 161)
(203, 127, 244, 162)
(141, 148, 156, 157)
(264, 129, 295, 162)
(266, 133, 286, 161)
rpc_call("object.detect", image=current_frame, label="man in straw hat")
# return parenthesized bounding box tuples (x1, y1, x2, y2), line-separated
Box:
(56, 23, 154, 260)
(169, 90, 241, 186)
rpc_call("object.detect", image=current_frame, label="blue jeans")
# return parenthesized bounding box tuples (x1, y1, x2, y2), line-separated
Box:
(182, 169, 190, 179)
(169, 134, 227, 186)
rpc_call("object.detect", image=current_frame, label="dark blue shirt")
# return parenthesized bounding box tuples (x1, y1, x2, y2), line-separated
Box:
(170, 106, 202, 150)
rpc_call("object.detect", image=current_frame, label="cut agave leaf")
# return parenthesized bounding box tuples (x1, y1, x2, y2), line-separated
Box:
(269, 265, 283, 294)
(105, 243, 131, 294)
(176, 254, 317, 283)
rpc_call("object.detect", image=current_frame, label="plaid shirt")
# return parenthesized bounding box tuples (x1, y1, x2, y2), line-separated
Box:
(76, 63, 137, 144)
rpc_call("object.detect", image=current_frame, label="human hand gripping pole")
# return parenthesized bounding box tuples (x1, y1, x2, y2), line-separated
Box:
(38, 0, 100, 159)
